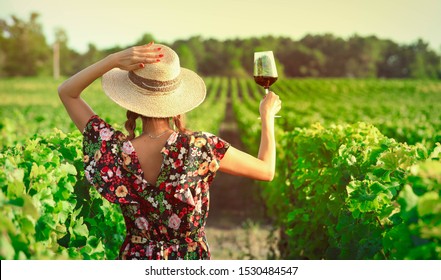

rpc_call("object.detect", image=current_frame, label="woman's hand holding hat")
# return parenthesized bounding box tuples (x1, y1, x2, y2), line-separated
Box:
(102, 43, 206, 118)
(59, 42, 206, 131)
(110, 42, 163, 72)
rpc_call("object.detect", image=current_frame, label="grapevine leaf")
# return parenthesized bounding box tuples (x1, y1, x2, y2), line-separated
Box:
(72, 217, 89, 238)
(60, 163, 77, 176)
(399, 184, 419, 212)
(417, 191, 440, 217)
(0, 233, 15, 260)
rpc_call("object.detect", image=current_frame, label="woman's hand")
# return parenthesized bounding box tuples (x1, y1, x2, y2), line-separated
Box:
(259, 91, 282, 120)
(110, 42, 162, 71)
(59, 42, 161, 132)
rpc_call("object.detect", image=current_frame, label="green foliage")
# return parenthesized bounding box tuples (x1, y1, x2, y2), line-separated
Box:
(264, 123, 440, 259)
(394, 147, 441, 259)
(0, 13, 51, 77)
(186, 77, 228, 133)
(175, 44, 198, 72)
(0, 77, 225, 149)
(0, 129, 125, 259)
(0, 77, 116, 148)
(274, 79, 441, 149)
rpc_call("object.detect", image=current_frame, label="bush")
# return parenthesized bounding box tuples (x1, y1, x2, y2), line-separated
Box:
(265, 122, 441, 259)
(0, 129, 125, 259)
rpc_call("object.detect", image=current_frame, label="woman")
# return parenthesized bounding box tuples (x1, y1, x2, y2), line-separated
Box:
(58, 42, 281, 260)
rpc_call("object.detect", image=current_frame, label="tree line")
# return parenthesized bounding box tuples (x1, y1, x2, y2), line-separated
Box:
(1, 12, 440, 79)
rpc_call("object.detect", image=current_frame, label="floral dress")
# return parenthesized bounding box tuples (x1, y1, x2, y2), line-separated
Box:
(82, 115, 230, 260)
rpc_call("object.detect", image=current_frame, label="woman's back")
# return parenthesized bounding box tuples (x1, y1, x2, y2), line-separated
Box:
(130, 131, 173, 185)
(83, 115, 229, 259)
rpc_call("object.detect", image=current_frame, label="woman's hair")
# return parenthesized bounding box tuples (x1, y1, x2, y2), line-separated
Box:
(125, 110, 188, 140)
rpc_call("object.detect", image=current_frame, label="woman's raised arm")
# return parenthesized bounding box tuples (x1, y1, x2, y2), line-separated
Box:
(219, 91, 281, 181)
(58, 42, 161, 132)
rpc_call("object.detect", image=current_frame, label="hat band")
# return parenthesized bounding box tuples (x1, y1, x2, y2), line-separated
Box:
(128, 71, 181, 94)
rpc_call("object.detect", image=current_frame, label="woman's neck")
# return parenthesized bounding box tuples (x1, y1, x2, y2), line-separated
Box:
(141, 117, 172, 135)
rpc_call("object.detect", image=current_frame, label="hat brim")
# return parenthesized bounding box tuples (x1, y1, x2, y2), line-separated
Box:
(101, 67, 206, 118)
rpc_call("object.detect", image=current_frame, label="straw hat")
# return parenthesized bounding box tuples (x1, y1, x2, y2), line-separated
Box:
(101, 44, 206, 118)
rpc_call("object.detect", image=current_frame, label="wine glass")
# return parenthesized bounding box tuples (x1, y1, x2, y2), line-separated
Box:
(254, 51, 280, 118)
(254, 51, 278, 94)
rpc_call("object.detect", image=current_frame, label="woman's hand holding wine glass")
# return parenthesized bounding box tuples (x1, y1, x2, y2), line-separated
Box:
(260, 91, 282, 120)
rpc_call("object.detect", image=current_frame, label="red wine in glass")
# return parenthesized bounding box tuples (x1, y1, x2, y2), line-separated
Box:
(254, 76, 278, 90)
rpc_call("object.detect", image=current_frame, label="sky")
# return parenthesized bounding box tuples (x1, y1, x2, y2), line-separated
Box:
(1, 0, 440, 53)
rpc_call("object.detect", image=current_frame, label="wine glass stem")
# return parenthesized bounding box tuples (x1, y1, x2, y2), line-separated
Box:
(265, 87, 269, 94)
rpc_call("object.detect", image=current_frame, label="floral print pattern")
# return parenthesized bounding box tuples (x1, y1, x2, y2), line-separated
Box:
(82, 115, 230, 260)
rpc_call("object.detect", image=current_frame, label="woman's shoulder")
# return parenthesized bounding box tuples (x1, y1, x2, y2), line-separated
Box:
(183, 131, 219, 142)
(83, 114, 127, 143)
(181, 131, 229, 149)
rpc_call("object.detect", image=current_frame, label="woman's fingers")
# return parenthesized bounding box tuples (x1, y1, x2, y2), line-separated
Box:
(134, 59, 160, 68)
(143, 58, 161, 64)
(121, 59, 160, 71)
(260, 91, 282, 117)
(266, 92, 282, 113)
(125, 50, 161, 66)
(132, 55, 161, 64)
(135, 43, 162, 55)
(143, 55, 163, 64)
(116, 43, 164, 70)
(132, 50, 161, 59)
(131, 43, 163, 64)
(265, 92, 280, 104)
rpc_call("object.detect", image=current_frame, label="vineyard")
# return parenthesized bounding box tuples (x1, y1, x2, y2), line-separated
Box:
(1, 77, 441, 259)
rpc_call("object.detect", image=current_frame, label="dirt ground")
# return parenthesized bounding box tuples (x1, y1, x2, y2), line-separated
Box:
(204, 96, 279, 260)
